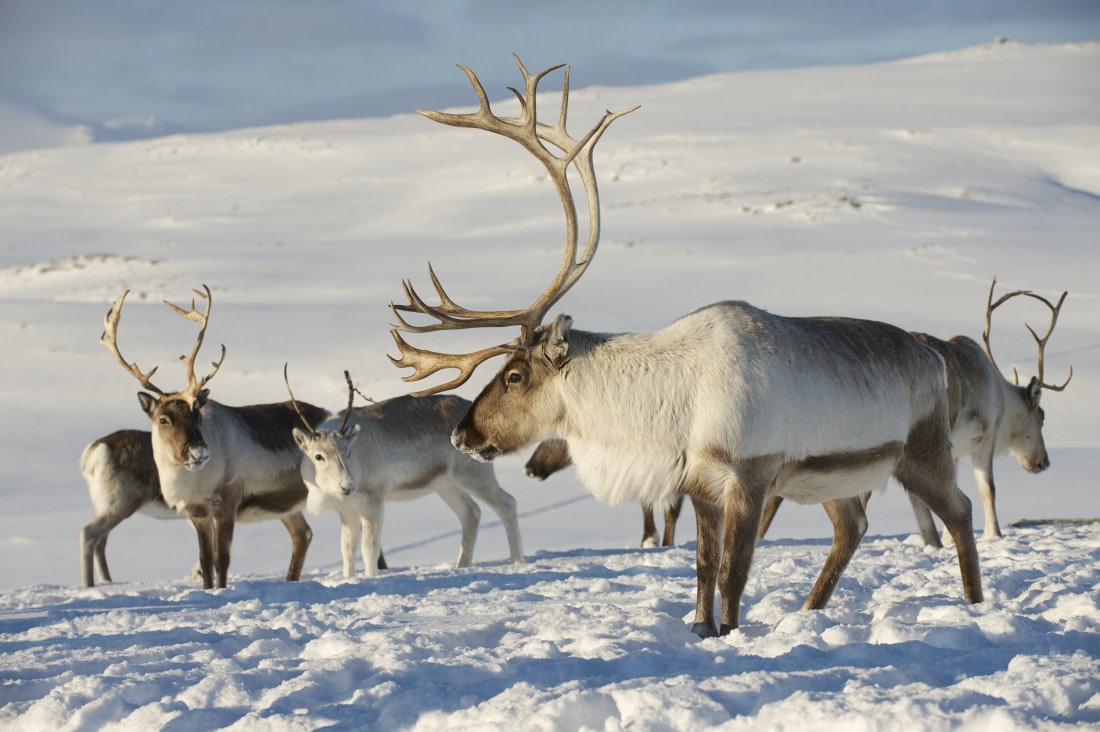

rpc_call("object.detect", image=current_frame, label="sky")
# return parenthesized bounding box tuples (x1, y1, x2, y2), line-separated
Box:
(2, 0, 1099, 148)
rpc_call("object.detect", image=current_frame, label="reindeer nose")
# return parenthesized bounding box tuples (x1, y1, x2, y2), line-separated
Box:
(1033, 456, 1050, 473)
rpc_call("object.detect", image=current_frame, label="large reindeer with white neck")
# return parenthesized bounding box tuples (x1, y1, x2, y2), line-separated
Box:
(756, 279, 1073, 546)
(389, 56, 983, 638)
(288, 370, 523, 578)
(101, 286, 326, 589)
(525, 438, 684, 548)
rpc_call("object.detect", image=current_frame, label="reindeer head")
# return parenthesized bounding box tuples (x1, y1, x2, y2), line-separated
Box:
(388, 56, 636, 460)
(101, 286, 226, 472)
(982, 278, 1072, 474)
(288, 368, 361, 497)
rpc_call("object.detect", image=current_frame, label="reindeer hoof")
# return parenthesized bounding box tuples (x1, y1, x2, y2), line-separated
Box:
(719, 623, 736, 636)
(691, 621, 719, 638)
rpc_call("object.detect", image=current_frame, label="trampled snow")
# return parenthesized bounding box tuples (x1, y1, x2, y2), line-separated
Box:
(1, 42, 1098, 729)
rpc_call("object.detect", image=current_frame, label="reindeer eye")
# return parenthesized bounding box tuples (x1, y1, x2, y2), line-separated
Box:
(507, 371, 523, 384)
(158, 416, 170, 426)
(315, 454, 325, 462)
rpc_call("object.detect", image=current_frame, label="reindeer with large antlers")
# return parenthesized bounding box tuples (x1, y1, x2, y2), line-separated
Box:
(756, 278, 1073, 546)
(101, 285, 327, 589)
(289, 370, 523, 578)
(390, 56, 983, 638)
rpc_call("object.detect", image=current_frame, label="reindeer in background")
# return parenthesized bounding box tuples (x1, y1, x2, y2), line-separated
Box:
(756, 279, 1072, 546)
(388, 56, 983, 638)
(289, 369, 523, 578)
(101, 285, 325, 588)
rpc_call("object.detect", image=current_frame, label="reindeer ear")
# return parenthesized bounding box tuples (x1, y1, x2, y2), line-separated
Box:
(195, 389, 210, 408)
(1026, 376, 1042, 407)
(137, 392, 157, 417)
(542, 314, 573, 371)
(345, 423, 361, 442)
(292, 427, 311, 452)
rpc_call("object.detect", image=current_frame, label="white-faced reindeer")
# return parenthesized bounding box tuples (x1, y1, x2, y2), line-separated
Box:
(525, 439, 684, 548)
(288, 370, 524, 578)
(388, 56, 983, 638)
(755, 279, 1072, 546)
(101, 285, 326, 589)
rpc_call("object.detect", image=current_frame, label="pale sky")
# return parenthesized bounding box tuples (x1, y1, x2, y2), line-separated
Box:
(1, 0, 1097, 143)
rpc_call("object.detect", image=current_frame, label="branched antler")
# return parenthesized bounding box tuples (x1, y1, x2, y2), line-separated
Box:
(102, 285, 226, 406)
(390, 55, 637, 396)
(982, 277, 1072, 391)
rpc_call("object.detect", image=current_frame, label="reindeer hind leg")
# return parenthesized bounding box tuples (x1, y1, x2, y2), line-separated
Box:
(803, 497, 867, 610)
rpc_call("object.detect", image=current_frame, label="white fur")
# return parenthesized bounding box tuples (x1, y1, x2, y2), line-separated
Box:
(550, 303, 941, 508)
(295, 394, 524, 578)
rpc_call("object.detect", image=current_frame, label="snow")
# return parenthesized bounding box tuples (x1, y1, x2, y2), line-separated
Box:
(1, 42, 1099, 729)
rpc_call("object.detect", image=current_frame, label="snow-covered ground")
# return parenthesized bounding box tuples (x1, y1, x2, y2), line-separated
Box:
(1, 42, 1098, 729)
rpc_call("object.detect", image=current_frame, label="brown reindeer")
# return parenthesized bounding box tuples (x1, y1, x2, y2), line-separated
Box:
(101, 285, 325, 588)
(388, 57, 982, 637)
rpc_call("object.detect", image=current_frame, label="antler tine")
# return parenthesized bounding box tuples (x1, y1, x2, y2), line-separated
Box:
(100, 289, 169, 396)
(283, 364, 318, 436)
(163, 284, 226, 401)
(389, 329, 516, 397)
(1021, 290, 1073, 391)
(338, 370, 357, 435)
(392, 56, 636, 394)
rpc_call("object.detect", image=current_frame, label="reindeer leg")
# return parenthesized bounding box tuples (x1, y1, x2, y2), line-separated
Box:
(662, 496, 684, 547)
(641, 504, 659, 548)
(281, 511, 311, 582)
(463, 470, 525, 564)
(190, 515, 216, 589)
(907, 491, 943, 547)
(690, 495, 722, 638)
(377, 549, 388, 571)
(973, 449, 1003, 540)
(717, 483, 765, 635)
(339, 505, 361, 578)
(438, 486, 481, 568)
(361, 496, 385, 578)
(213, 512, 235, 589)
(81, 513, 123, 587)
(895, 413, 983, 604)
(803, 497, 867, 610)
(756, 495, 783, 540)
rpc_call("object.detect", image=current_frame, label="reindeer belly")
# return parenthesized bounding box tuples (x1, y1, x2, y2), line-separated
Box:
(136, 501, 182, 520)
(774, 442, 903, 505)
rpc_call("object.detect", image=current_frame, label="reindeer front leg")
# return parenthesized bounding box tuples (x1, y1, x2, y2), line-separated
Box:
(213, 510, 235, 589)
(690, 495, 722, 638)
(190, 515, 216, 589)
(360, 496, 385, 578)
(338, 505, 361, 578)
(973, 447, 1003, 540)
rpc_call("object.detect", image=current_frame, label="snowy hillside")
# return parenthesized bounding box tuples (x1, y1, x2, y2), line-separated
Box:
(1, 43, 1098, 729)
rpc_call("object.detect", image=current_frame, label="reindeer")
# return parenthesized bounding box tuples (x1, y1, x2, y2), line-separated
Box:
(80, 429, 177, 587)
(288, 369, 523, 578)
(755, 279, 1072, 546)
(525, 439, 684, 548)
(387, 56, 983, 638)
(101, 285, 325, 589)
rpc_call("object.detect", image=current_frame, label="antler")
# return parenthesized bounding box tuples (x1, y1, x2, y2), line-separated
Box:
(982, 277, 1072, 391)
(284, 364, 318, 436)
(101, 289, 169, 397)
(338, 370, 357, 435)
(101, 285, 226, 406)
(390, 55, 638, 396)
(162, 285, 227, 404)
